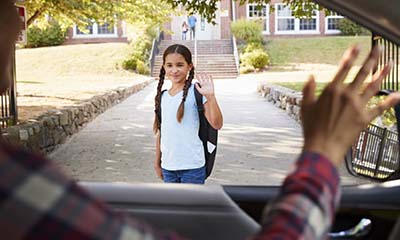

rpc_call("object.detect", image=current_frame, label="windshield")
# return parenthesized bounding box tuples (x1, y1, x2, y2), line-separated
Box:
(11, 1, 398, 187)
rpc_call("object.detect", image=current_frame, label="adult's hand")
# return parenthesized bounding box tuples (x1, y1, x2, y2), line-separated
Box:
(301, 45, 400, 167)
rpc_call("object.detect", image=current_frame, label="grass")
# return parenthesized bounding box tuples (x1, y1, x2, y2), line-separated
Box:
(275, 82, 327, 96)
(262, 36, 375, 93)
(15, 43, 150, 121)
(15, 43, 148, 100)
(265, 35, 371, 67)
(16, 43, 139, 83)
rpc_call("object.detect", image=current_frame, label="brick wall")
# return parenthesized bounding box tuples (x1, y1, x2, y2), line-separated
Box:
(236, 0, 340, 37)
(220, 0, 232, 39)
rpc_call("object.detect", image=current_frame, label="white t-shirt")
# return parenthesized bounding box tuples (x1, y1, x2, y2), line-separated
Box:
(160, 84, 206, 170)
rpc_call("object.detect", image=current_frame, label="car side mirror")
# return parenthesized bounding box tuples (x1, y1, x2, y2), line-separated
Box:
(345, 90, 400, 181)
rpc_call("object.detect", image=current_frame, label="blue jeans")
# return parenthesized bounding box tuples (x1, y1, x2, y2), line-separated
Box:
(162, 166, 205, 184)
(189, 26, 195, 40)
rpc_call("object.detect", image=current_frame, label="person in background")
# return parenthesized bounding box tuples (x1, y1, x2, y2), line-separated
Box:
(188, 15, 197, 40)
(1, 1, 399, 239)
(181, 21, 189, 40)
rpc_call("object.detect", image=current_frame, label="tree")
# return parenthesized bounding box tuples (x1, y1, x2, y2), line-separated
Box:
(24, 0, 173, 28)
(23, 0, 319, 29)
(164, 0, 321, 24)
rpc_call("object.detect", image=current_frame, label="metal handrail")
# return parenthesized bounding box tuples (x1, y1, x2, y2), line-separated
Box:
(194, 37, 198, 69)
(232, 36, 240, 73)
(149, 30, 164, 77)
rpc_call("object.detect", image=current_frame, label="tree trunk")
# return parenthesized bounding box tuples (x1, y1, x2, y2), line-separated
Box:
(27, 8, 45, 27)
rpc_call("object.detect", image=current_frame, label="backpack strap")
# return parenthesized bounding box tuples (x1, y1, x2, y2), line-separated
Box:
(194, 83, 207, 145)
(194, 83, 218, 179)
(157, 89, 167, 129)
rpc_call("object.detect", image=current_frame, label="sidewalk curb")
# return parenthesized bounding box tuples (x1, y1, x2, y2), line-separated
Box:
(2, 78, 155, 154)
(257, 81, 303, 122)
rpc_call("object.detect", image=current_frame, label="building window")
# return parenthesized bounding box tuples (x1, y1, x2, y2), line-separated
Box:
(76, 24, 93, 35)
(97, 23, 115, 34)
(201, 17, 206, 31)
(276, 4, 294, 31)
(275, 4, 319, 34)
(325, 12, 343, 33)
(247, 4, 269, 33)
(73, 22, 118, 38)
(300, 18, 316, 30)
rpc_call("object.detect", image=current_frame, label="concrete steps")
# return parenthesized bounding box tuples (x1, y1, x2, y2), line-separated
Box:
(152, 40, 238, 79)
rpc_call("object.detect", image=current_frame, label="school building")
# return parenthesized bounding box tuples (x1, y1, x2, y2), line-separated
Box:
(163, 0, 343, 40)
(64, 0, 343, 44)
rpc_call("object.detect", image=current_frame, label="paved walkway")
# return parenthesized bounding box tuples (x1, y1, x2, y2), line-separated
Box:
(50, 76, 361, 185)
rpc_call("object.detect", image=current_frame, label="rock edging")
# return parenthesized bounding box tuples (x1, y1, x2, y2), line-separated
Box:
(257, 82, 303, 122)
(1, 79, 154, 154)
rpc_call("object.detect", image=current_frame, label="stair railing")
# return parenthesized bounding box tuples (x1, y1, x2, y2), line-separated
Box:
(149, 30, 164, 77)
(232, 36, 240, 74)
(194, 37, 198, 71)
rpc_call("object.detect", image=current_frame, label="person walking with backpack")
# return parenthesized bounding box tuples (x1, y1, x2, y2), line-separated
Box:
(153, 44, 223, 184)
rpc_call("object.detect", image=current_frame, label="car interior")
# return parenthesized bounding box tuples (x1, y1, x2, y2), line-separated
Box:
(78, 0, 400, 239)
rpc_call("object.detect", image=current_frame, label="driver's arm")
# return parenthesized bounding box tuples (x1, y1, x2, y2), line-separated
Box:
(252, 151, 340, 240)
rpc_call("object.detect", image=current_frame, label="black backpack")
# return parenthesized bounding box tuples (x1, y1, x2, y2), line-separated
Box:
(159, 85, 218, 179)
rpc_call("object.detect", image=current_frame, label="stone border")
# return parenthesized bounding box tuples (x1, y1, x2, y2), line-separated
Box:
(1, 79, 154, 153)
(257, 81, 303, 122)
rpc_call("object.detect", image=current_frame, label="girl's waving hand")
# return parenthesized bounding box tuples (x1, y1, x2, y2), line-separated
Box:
(195, 73, 215, 98)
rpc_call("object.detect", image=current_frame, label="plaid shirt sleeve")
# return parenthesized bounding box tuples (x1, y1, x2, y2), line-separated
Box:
(252, 151, 341, 240)
(0, 142, 185, 240)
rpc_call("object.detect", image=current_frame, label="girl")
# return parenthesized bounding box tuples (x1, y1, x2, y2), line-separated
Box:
(153, 44, 223, 184)
(181, 21, 189, 40)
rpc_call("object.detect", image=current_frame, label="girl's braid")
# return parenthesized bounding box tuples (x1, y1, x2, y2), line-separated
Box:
(153, 67, 166, 134)
(176, 67, 195, 122)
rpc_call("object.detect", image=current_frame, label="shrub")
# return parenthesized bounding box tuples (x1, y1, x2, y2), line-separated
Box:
(231, 19, 263, 44)
(241, 49, 270, 69)
(26, 22, 66, 48)
(122, 58, 138, 71)
(338, 18, 369, 36)
(145, 24, 159, 40)
(231, 19, 267, 73)
(136, 60, 150, 75)
(239, 65, 255, 74)
(243, 42, 264, 53)
(122, 30, 152, 73)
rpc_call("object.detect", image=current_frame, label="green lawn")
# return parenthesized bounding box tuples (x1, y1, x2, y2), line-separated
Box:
(16, 43, 139, 84)
(15, 43, 150, 121)
(265, 36, 371, 67)
(263, 36, 373, 92)
(275, 82, 327, 96)
(15, 43, 148, 101)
